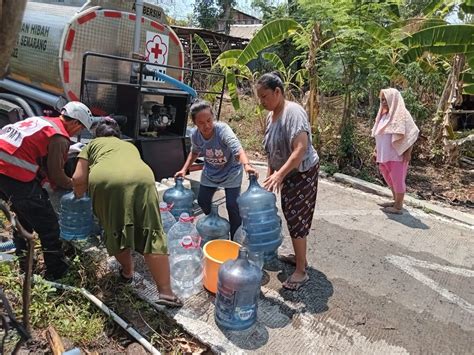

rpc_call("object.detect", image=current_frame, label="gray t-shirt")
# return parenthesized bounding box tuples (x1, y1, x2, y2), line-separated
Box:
(263, 101, 319, 173)
(191, 121, 243, 188)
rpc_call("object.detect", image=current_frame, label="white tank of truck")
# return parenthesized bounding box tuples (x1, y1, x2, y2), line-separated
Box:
(1, 0, 185, 115)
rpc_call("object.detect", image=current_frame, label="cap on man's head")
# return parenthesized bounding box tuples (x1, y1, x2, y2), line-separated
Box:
(61, 101, 93, 131)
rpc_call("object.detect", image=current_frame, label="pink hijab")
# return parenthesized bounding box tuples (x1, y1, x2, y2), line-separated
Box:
(371, 88, 419, 155)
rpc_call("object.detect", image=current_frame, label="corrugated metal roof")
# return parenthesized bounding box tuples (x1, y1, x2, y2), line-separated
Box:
(229, 24, 262, 40)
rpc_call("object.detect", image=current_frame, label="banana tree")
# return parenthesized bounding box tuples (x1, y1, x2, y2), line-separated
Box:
(401, 9, 474, 163)
(194, 19, 302, 110)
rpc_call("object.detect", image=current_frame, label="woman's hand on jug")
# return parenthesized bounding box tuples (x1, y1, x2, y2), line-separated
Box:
(244, 163, 259, 178)
(263, 171, 283, 193)
(174, 169, 186, 178)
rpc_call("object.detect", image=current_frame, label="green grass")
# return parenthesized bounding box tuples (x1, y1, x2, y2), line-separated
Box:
(0, 246, 202, 353)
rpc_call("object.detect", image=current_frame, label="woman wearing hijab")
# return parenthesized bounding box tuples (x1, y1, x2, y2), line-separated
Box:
(372, 88, 419, 214)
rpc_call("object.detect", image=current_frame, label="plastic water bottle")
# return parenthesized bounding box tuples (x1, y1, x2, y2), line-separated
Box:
(196, 204, 230, 245)
(162, 177, 195, 220)
(59, 192, 93, 240)
(215, 247, 262, 330)
(159, 202, 177, 234)
(167, 213, 203, 298)
(237, 173, 282, 262)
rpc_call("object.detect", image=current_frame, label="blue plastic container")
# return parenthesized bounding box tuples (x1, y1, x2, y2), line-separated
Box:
(237, 174, 282, 261)
(196, 204, 230, 245)
(162, 177, 195, 220)
(215, 247, 262, 330)
(59, 192, 93, 240)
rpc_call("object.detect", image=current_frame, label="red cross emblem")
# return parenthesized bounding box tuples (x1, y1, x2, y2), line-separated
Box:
(151, 43, 162, 57)
(145, 35, 168, 65)
(18, 121, 34, 128)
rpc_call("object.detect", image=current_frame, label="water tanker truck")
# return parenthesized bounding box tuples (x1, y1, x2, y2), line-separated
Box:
(0, 0, 223, 179)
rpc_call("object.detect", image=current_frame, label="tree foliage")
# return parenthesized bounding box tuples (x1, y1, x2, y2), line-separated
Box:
(194, 0, 219, 30)
(193, 0, 237, 32)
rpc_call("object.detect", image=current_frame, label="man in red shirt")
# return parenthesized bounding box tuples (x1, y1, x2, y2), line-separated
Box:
(0, 102, 93, 280)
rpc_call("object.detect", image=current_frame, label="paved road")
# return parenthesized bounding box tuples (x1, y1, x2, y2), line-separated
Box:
(153, 167, 474, 354)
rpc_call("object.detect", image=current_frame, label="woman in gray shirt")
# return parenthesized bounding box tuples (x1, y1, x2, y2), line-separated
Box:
(175, 100, 257, 239)
(257, 72, 320, 291)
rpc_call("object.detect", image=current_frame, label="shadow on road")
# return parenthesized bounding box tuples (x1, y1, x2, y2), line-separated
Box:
(216, 260, 333, 350)
(276, 265, 334, 314)
(382, 209, 430, 229)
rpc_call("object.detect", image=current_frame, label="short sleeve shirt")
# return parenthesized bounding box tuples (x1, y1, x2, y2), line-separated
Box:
(191, 122, 243, 188)
(263, 101, 319, 172)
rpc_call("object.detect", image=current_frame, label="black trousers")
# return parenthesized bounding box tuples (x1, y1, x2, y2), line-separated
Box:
(197, 185, 241, 239)
(0, 174, 68, 279)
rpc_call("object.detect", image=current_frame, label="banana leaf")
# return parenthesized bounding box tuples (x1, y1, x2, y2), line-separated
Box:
(463, 83, 474, 95)
(193, 34, 212, 65)
(262, 52, 286, 73)
(236, 19, 301, 66)
(215, 50, 243, 68)
(402, 24, 474, 50)
(461, 0, 474, 13)
(223, 68, 240, 110)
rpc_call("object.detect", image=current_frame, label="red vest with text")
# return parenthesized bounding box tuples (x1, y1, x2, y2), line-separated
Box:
(0, 117, 70, 182)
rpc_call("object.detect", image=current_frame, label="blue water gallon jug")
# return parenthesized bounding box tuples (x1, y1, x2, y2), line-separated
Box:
(215, 246, 262, 330)
(196, 204, 230, 244)
(162, 177, 195, 220)
(159, 202, 177, 234)
(59, 192, 93, 240)
(237, 174, 282, 261)
(167, 213, 203, 298)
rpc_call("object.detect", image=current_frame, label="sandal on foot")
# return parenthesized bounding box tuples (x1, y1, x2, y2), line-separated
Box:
(382, 206, 403, 215)
(378, 202, 394, 208)
(156, 295, 183, 307)
(282, 274, 309, 291)
(118, 268, 133, 284)
(278, 254, 309, 269)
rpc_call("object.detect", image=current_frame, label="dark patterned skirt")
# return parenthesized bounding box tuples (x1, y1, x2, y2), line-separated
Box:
(281, 163, 319, 239)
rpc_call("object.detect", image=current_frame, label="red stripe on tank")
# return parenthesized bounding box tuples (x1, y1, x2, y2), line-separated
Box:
(63, 61, 70, 83)
(151, 21, 165, 31)
(77, 12, 96, 24)
(68, 91, 79, 101)
(64, 29, 75, 51)
(128, 14, 145, 22)
(104, 11, 121, 18)
(170, 32, 180, 46)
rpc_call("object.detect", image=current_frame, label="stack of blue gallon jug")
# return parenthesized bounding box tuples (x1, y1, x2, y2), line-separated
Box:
(237, 173, 282, 262)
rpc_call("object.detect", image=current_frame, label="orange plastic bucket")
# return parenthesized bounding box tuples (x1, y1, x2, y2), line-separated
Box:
(203, 239, 241, 293)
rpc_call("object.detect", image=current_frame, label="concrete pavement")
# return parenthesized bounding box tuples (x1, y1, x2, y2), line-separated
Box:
(145, 164, 474, 354)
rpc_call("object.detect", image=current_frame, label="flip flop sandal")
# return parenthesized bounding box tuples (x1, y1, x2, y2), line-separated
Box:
(118, 268, 133, 284)
(282, 274, 309, 291)
(278, 254, 309, 269)
(156, 295, 183, 307)
(382, 206, 403, 215)
(378, 202, 394, 208)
